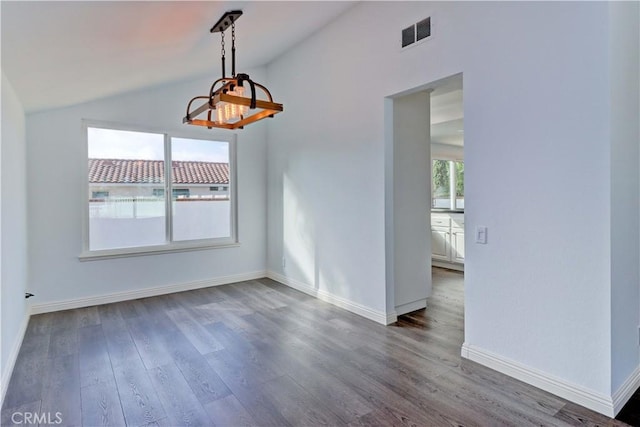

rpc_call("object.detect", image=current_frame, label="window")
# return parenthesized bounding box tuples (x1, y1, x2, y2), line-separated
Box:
(432, 159, 464, 210)
(172, 188, 190, 199)
(91, 191, 109, 199)
(83, 123, 236, 258)
(154, 188, 195, 198)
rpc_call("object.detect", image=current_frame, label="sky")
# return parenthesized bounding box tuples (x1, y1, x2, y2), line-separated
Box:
(87, 127, 229, 162)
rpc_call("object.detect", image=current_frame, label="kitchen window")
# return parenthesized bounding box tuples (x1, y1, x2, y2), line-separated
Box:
(432, 159, 464, 210)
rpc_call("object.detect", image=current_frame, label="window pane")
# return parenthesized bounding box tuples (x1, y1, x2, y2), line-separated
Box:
(88, 127, 166, 251)
(171, 137, 231, 241)
(455, 161, 464, 210)
(432, 159, 450, 209)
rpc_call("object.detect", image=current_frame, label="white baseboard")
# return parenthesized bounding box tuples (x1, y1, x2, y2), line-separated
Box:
(30, 270, 267, 314)
(386, 311, 398, 325)
(267, 271, 394, 325)
(432, 260, 464, 272)
(1, 312, 30, 408)
(461, 342, 616, 417)
(395, 299, 427, 316)
(613, 365, 640, 415)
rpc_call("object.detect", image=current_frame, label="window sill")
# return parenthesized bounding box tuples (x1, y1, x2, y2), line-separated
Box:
(79, 239, 240, 261)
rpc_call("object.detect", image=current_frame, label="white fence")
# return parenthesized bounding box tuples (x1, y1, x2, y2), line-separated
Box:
(89, 198, 231, 250)
(90, 197, 165, 219)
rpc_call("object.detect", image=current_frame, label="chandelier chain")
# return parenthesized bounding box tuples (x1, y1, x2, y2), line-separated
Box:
(232, 21, 236, 45)
(221, 31, 225, 59)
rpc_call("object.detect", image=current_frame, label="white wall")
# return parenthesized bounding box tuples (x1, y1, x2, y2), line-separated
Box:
(390, 90, 431, 315)
(266, 0, 620, 405)
(1, 71, 30, 401)
(26, 70, 268, 305)
(610, 0, 640, 394)
(462, 0, 611, 397)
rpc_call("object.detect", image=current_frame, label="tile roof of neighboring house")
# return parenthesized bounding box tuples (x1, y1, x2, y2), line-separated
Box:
(88, 159, 229, 185)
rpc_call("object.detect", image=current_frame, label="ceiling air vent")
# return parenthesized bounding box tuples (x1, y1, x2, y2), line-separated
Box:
(401, 16, 432, 48)
(402, 25, 415, 48)
(416, 17, 431, 41)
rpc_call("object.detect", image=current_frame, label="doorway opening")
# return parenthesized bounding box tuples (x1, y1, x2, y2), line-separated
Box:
(385, 72, 465, 349)
(429, 74, 465, 347)
(430, 78, 464, 273)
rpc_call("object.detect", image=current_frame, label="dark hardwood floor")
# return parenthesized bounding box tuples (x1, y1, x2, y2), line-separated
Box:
(1, 268, 629, 426)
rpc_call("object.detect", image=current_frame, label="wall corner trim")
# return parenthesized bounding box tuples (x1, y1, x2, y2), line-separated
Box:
(386, 311, 398, 325)
(266, 270, 393, 325)
(1, 312, 30, 408)
(461, 342, 616, 417)
(30, 270, 267, 315)
(612, 365, 640, 416)
(395, 299, 427, 316)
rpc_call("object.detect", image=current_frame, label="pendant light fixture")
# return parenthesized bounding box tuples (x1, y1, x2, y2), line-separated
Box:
(184, 10, 283, 130)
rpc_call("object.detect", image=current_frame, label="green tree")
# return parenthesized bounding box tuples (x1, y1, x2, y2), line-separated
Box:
(432, 160, 450, 197)
(455, 161, 464, 197)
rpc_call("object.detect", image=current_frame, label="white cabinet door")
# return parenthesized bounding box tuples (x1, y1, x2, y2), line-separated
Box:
(451, 228, 465, 263)
(431, 227, 450, 261)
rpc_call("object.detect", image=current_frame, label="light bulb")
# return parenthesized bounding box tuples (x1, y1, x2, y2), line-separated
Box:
(227, 103, 232, 122)
(216, 102, 226, 124)
(216, 85, 250, 124)
(235, 86, 249, 116)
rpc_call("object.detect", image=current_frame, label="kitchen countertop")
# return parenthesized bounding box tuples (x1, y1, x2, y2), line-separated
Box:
(431, 209, 464, 214)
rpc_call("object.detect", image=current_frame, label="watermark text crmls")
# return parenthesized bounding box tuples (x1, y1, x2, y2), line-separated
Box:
(11, 412, 63, 425)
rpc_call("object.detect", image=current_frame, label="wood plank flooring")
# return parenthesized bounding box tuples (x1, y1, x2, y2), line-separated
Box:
(1, 269, 629, 426)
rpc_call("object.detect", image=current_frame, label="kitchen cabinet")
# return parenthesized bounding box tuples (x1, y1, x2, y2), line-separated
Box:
(431, 227, 450, 261)
(431, 212, 464, 268)
(451, 227, 465, 263)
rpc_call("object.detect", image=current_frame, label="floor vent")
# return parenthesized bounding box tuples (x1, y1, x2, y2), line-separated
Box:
(402, 17, 431, 48)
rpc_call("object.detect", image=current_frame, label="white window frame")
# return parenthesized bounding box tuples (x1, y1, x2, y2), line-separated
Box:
(79, 119, 239, 261)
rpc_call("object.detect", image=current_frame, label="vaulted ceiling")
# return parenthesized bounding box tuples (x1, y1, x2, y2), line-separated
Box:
(1, 1, 356, 113)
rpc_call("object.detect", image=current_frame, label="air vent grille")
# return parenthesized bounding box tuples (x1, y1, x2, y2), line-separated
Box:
(416, 17, 431, 41)
(402, 26, 415, 48)
(401, 16, 431, 48)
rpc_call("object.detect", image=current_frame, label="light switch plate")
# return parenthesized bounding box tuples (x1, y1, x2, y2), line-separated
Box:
(476, 226, 488, 244)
